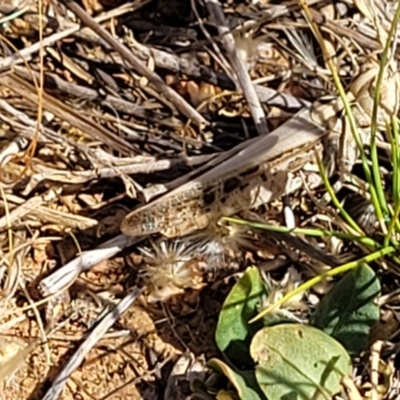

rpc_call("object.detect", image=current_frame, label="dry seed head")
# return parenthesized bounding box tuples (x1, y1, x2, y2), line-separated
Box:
(139, 240, 204, 303)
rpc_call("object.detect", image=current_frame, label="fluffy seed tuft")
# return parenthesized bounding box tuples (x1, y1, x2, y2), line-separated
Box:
(139, 240, 204, 303)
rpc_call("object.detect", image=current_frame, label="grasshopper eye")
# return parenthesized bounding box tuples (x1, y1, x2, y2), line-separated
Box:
(144, 216, 157, 231)
(120, 211, 160, 236)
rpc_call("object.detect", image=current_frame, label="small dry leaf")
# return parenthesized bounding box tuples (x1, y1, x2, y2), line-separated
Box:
(186, 81, 217, 107)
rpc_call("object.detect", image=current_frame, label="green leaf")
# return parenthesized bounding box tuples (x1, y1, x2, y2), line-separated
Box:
(215, 266, 266, 366)
(310, 264, 380, 356)
(207, 358, 265, 400)
(250, 324, 352, 400)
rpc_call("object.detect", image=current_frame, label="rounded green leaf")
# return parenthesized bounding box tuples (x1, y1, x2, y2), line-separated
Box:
(216, 266, 266, 366)
(310, 264, 380, 356)
(250, 324, 352, 400)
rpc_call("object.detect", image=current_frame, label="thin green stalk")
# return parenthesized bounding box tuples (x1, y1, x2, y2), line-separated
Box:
(384, 117, 400, 246)
(392, 117, 400, 208)
(314, 149, 363, 234)
(250, 246, 395, 322)
(369, 1, 400, 221)
(299, 0, 384, 232)
(385, 201, 400, 248)
(223, 217, 380, 248)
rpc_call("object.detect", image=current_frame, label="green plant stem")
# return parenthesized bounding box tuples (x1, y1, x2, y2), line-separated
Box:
(250, 246, 395, 323)
(314, 149, 363, 234)
(299, 0, 384, 234)
(369, 1, 400, 224)
(392, 118, 400, 206)
(223, 217, 379, 248)
(384, 118, 400, 247)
